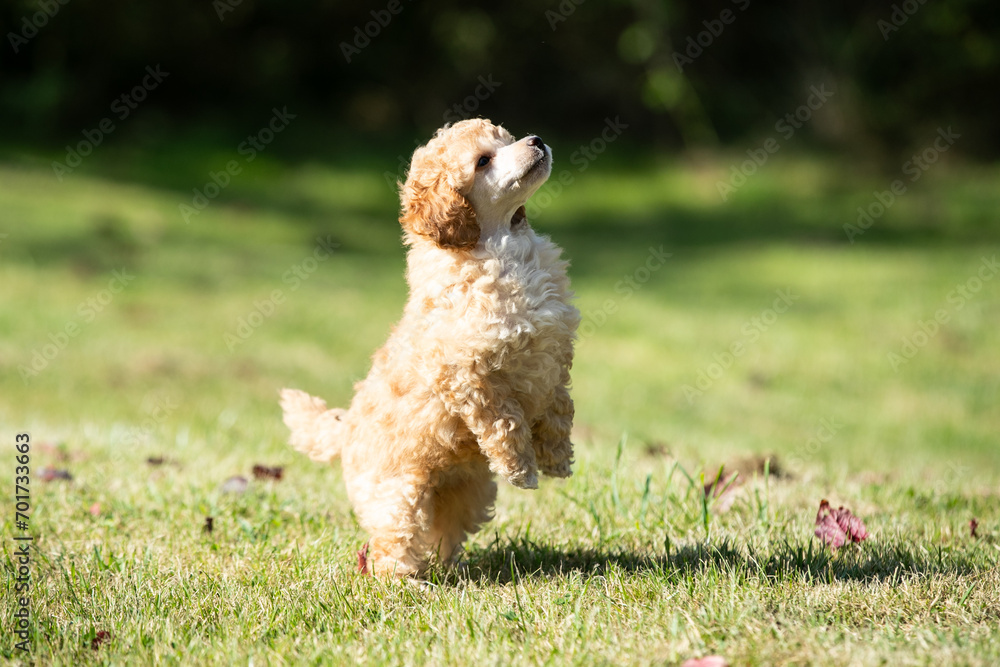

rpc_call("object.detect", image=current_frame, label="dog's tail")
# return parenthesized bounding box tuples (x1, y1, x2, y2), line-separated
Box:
(279, 388, 348, 463)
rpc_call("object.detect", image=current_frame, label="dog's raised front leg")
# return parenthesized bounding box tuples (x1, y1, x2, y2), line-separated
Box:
(443, 372, 538, 489)
(471, 395, 538, 489)
(532, 369, 575, 478)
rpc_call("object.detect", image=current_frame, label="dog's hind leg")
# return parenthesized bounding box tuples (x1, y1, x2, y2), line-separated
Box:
(350, 474, 436, 577)
(427, 468, 497, 565)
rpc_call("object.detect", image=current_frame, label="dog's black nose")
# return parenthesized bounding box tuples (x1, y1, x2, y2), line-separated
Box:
(527, 136, 545, 148)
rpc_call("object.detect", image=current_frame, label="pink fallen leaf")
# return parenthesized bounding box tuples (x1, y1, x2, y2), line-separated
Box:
(220, 475, 248, 494)
(357, 541, 370, 575)
(814, 499, 868, 549)
(833, 505, 868, 542)
(815, 512, 846, 548)
(682, 656, 729, 667)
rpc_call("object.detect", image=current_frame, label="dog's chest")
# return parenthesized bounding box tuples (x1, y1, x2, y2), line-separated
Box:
(492, 259, 571, 340)
(476, 235, 573, 332)
(406, 232, 578, 371)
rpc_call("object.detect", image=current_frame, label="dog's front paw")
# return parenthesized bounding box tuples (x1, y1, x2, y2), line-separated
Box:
(535, 436, 574, 479)
(539, 458, 573, 479)
(506, 468, 539, 490)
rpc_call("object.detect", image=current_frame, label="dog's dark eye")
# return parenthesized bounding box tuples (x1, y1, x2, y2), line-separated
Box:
(476, 155, 491, 168)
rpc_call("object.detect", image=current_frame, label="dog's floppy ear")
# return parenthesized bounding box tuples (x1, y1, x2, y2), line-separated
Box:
(399, 175, 480, 250)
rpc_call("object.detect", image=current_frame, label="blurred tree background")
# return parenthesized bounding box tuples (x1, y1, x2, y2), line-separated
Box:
(2, 0, 998, 160)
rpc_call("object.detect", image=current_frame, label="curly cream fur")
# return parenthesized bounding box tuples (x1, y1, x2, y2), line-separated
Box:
(281, 119, 580, 577)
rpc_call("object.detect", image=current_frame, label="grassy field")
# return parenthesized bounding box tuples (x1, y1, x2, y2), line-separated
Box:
(1, 140, 998, 665)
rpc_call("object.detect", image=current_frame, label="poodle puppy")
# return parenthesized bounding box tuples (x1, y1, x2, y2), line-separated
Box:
(280, 119, 580, 577)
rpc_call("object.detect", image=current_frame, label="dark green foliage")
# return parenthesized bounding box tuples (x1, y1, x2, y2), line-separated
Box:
(2, 0, 999, 157)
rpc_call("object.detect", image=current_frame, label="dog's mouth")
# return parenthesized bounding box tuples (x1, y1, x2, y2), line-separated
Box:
(525, 153, 548, 175)
(518, 152, 550, 186)
(510, 205, 526, 226)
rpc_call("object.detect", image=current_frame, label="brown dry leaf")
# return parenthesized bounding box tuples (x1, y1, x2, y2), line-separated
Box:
(90, 630, 112, 650)
(252, 464, 284, 481)
(729, 453, 785, 480)
(970, 518, 979, 539)
(643, 441, 671, 458)
(203, 517, 214, 534)
(146, 456, 180, 468)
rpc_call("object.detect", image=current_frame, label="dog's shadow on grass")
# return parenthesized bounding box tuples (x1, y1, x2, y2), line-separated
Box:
(438, 537, 985, 587)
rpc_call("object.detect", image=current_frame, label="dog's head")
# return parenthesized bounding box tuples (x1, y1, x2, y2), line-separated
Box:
(399, 119, 552, 249)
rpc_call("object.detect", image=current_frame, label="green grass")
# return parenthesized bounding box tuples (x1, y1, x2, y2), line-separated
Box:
(1, 144, 998, 665)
